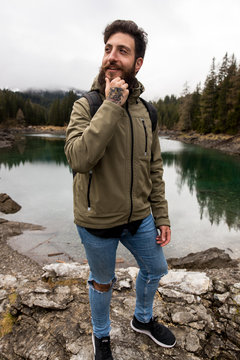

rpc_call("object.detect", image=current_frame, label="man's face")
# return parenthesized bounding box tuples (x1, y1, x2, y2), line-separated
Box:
(100, 32, 143, 84)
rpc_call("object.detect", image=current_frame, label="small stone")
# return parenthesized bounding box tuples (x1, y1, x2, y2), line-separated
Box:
(125, 267, 139, 281)
(232, 283, 240, 290)
(226, 325, 240, 347)
(214, 292, 230, 303)
(204, 334, 222, 358)
(70, 346, 93, 360)
(118, 279, 131, 289)
(213, 279, 228, 293)
(0, 289, 7, 301)
(34, 287, 51, 294)
(66, 338, 82, 354)
(185, 330, 201, 352)
(0, 274, 17, 288)
(231, 294, 240, 306)
(218, 304, 229, 317)
(172, 310, 197, 324)
(158, 288, 196, 304)
(229, 306, 238, 315)
(188, 321, 205, 330)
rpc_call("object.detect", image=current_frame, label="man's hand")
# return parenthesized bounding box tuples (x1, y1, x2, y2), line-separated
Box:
(105, 77, 129, 106)
(156, 226, 171, 247)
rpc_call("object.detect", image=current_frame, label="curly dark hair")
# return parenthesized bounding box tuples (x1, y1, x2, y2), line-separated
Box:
(103, 20, 148, 59)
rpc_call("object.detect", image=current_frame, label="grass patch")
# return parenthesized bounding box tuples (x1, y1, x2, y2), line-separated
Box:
(0, 311, 16, 337)
(8, 292, 17, 305)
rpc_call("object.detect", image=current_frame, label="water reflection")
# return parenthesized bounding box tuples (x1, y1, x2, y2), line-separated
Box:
(161, 141, 240, 231)
(1, 135, 240, 234)
(0, 135, 68, 170)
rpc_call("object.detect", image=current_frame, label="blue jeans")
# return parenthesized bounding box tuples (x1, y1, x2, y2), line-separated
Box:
(76, 214, 168, 338)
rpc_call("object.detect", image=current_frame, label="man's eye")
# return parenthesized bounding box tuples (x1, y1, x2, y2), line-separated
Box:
(105, 47, 110, 53)
(120, 49, 127, 54)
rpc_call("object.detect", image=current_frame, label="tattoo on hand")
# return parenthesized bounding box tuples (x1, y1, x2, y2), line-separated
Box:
(107, 87, 124, 105)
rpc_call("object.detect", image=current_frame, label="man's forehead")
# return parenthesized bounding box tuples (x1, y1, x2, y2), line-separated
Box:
(106, 32, 135, 50)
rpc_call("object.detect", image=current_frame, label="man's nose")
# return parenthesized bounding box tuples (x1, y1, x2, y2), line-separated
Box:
(108, 48, 118, 62)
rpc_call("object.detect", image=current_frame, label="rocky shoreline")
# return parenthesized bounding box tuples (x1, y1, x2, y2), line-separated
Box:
(1, 126, 240, 157)
(0, 126, 65, 149)
(0, 218, 240, 359)
(160, 130, 240, 156)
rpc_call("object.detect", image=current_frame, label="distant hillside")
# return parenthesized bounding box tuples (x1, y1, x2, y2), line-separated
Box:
(17, 89, 85, 108)
(0, 88, 84, 126)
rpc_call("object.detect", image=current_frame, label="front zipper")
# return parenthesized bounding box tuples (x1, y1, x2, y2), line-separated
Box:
(126, 102, 134, 223)
(141, 119, 148, 155)
(87, 170, 93, 211)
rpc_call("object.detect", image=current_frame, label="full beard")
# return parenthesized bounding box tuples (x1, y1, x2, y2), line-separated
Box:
(98, 61, 138, 95)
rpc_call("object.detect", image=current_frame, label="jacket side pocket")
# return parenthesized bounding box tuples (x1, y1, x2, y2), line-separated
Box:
(141, 119, 148, 156)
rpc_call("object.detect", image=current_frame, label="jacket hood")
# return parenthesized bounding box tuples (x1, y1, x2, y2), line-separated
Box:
(90, 76, 145, 101)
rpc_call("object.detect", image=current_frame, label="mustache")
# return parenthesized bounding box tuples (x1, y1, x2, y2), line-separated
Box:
(101, 61, 122, 72)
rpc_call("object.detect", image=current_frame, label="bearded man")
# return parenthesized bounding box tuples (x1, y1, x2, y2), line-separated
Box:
(65, 19, 176, 360)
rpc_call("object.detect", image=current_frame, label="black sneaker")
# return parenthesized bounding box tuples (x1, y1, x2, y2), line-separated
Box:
(131, 315, 176, 348)
(92, 334, 113, 360)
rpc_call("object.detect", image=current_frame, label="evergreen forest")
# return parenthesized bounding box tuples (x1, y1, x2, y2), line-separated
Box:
(153, 53, 240, 134)
(0, 53, 239, 134)
(0, 90, 80, 127)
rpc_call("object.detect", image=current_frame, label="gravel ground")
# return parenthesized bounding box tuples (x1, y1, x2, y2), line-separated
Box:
(0, 219, 43, 277)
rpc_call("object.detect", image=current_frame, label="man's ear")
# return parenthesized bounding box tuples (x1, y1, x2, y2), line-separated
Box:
(135, 57, 143, 74)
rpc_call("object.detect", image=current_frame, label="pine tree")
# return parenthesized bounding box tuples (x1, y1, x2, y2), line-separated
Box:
(226, 62, 240, 134)
(24, 100, 35, 125)
(48, 99, 61, 125)
(200, 58, 218, 133)
(178, 93, 192, 131)
(191, 83, 201, 130)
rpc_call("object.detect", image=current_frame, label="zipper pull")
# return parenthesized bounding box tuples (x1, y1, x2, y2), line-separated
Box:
(87, 170, 93, 211)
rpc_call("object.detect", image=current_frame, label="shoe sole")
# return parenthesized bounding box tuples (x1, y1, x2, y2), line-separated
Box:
(130, 320, 176, 348)
(92, 333, 96, 360)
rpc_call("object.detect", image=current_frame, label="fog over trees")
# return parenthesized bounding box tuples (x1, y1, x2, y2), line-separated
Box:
(0, 54, 239, 134)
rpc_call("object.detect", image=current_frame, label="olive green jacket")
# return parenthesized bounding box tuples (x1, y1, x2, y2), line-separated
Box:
(64, 78, 170, 229)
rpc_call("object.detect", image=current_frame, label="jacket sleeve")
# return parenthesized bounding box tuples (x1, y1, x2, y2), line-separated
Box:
(64, 97, 125, 173)
(149, 125, 170, 227)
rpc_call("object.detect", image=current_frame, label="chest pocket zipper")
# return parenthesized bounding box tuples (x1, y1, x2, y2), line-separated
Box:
(141, 119, 148, 155)
(87, 170, 93, 211)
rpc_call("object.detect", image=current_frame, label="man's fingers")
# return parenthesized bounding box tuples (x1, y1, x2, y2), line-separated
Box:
(156, 226, 171, 247)
(156, 237, 170, 247)
(105, 77, 110, 96)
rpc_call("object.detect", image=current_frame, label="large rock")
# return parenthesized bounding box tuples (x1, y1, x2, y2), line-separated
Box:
(0, 259, 239, 360)
(18, 284, 73, 310)
(42, 263, 89, 279)
(167, 247, 237, 270)
(159, 269, 211, 295)
(0, 194, 21, 214)
(0, 247, 240, 359)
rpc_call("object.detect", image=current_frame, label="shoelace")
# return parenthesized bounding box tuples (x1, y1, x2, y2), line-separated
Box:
(100, 339, 112, 359)
(150, 316, 164, 334)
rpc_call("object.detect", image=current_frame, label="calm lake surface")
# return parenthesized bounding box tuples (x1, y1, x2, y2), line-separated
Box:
(1, 134, 239, 265)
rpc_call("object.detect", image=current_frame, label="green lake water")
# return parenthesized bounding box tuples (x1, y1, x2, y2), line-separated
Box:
(0, 134, 239, 265)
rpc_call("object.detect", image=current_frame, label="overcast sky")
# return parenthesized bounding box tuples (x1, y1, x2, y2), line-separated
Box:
(1, 0, 239, 100)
